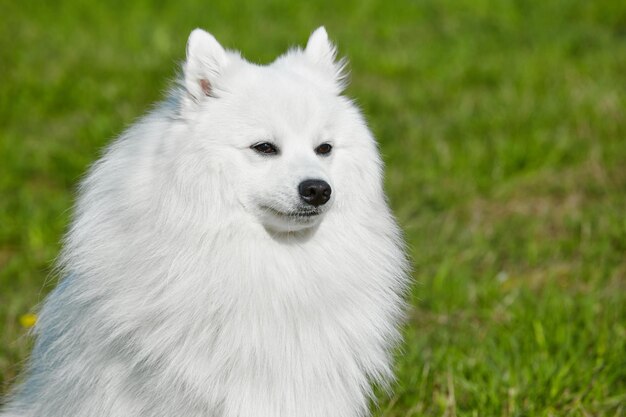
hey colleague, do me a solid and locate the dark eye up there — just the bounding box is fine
[315,143,332,156]
[251,142,279,155]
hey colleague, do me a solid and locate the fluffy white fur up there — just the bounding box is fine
[1,27,409,417]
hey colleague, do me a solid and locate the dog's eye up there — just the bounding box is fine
[315,143,332,156]
[252,142,279,155]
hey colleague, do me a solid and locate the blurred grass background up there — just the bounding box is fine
[1,0,625,415]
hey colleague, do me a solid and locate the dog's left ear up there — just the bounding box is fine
[184,29,228,100]
[304,27,348,92]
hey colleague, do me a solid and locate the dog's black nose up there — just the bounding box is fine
[298,180,332,207]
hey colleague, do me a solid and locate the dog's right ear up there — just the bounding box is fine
[184,29,228,100]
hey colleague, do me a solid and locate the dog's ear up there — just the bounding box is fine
[304,27,348,92]
[184,29,228,100]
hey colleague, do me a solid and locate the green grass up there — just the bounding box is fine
[1,0,625,415]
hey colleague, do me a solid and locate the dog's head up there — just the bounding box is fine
[179,28,382,233]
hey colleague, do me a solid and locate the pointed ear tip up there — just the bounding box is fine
[186,28,227,62]
[188,28,213,46]
[310,26,329,40]
[187,29,204,55]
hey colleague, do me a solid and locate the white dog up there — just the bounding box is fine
[1,27,409,417]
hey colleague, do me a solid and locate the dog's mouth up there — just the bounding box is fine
[261,206,321,219]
